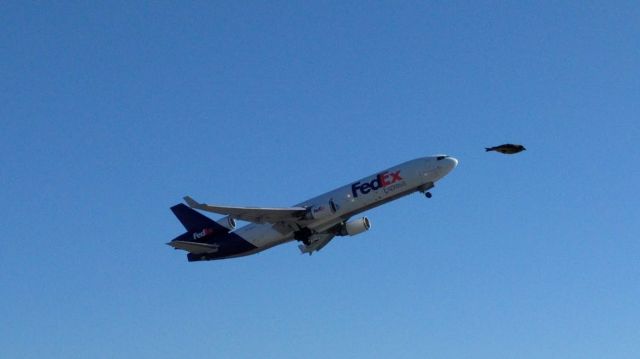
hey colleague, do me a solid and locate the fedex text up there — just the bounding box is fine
[193,228,214,240]
[351,170,403,198]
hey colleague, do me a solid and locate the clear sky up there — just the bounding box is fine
[2,1,639,358]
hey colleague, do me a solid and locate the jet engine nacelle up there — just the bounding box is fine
[305,200,338,220]
[216,216,236,230]
[339,217,371,236]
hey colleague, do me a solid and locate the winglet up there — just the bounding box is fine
[183,196,201,208]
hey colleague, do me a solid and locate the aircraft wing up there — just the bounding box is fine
[183,196,308,224]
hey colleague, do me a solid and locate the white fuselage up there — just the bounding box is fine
[231,155,458,254]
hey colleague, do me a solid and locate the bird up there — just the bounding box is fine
[485,144,526,154]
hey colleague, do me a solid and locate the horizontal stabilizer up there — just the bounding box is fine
[168,240,221,254]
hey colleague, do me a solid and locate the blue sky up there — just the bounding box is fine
[2,1,639,358]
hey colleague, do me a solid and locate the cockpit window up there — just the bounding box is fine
[437,156,447,161]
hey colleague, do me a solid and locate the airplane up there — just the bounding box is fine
[168,155,458,261]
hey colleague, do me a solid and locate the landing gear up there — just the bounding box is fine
[418,182,434,199]
[294,227,313,245]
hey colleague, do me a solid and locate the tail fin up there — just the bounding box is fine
[485,147,493,152]
[170,204,229,235]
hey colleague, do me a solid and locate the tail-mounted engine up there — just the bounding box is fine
[216,216,236,230]
[338,217,371,236]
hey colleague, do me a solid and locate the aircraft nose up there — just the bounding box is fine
[448,156,459,168]
[441,156,458,175]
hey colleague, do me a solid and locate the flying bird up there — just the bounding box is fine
[485,144,526,154]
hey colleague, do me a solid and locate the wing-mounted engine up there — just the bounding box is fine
[304,199,338,220]
[216,216,236,230]
[296,216,371,255]
[338,217,371,236]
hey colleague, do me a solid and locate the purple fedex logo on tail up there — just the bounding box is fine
[193,228,214,240]
[351,170,403,198]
